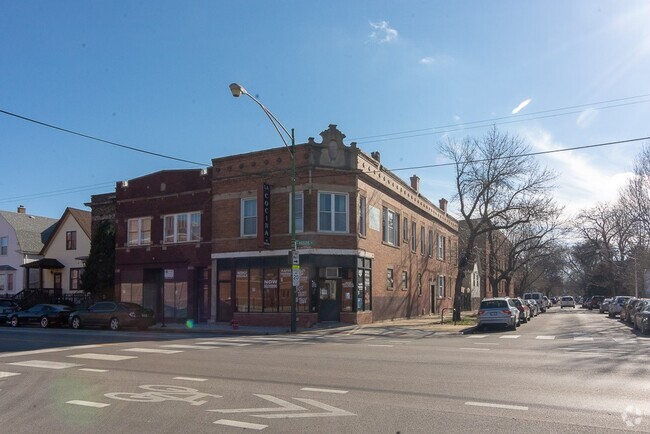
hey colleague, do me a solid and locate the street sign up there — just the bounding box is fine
[291,250,299,265]
[295,240,314,247]
[292,266,300,286]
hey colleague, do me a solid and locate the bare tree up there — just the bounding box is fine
[441,127,556,320]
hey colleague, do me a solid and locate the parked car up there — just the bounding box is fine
[512,298,530,323]
[560,296,575,308]
[635,304,650,335]
[581,296,592,308]
[632,300,650,331]
[69,301,155,331]
[523,292,547,313]
[609,296,632,318]
[588,295,605,310]
[8,304,74,328]
[477,297,520,331]
[599,298,612,314]
[0,298,21,323]
[620,298,639,323]
[526,300,540,317]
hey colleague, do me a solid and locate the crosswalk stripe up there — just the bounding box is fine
[0,371,21,378]
[536,336,556,340]
[161,344,216,350]
[9,360,81,370]
[122,348,183,354]
[499,335,520,339]
[573,337,594,341]
[68,353,137,361]
[466,335,487,339]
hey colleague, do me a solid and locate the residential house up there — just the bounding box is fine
[0,206,57,296]
[27,208,92,298]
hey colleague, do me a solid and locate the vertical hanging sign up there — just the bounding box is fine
[260,182,271,247]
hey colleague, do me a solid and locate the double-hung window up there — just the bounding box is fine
[402,217,408,242]
[289,192,304,233]
[127,217,152,246]
[0,236,7,255]
[359,196,367,236]
[420,226,425,255]
[318,192,348,233]
[411,221,417,251]
[438,234,446,260]
[428,230,434,257]
[241,198,257,237]
[438,275,446,298]
[66,231,77,250]
[382,207,399,246]
[164,212,201,243]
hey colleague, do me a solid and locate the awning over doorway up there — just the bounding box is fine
[21,258,65,269]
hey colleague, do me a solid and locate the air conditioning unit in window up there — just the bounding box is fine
[325,267,340,278]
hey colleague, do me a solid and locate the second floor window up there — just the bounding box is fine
[428,230,434,257]
[66,231,77,250]
[359,196,366,236]
[420,226,425,255]
[382,207,399,246]
[241,198,257,237]
[318,192,348,233]
[289,192,304,233]
[438,234,446,260]
[127,217,152,246]
[0,236,7,255]
[411,221,416,252]
[164,212,201,243]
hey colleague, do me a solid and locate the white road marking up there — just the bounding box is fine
[174,377,208,382]
[195,341,250,347]
[161,344,215,350]
[0,344,103,359]
[66,400,110,408]
[573,337,594,341]
[460,348,490,351]
[0,371,21,378]
[300,387,348,394]
[536,336,556,340]
[499,335,520,339]
[466,335,487,339]
[208,394,305,413]
[465,401,528,411]
[368,344,394,347]
[79,368,109,373]
[122,348,183,354]
[9,360,81,370]
[474,343,500,346]
[213,419,267,430]
[613,338,637,344]
[249,337,307,342]
[68,353,137,361]
[253,398,355,419]
[389,340,411,344]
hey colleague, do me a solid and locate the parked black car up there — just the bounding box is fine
[0,298,21,323]
[588,295,605,310]
[69,301,155,331]
[8,304,74,328]
[635,304,650,335]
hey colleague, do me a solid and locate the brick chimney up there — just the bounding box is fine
[17,205,26,214]
[371,151,381,163]
[439,198,448,214]
[410,175,420,193]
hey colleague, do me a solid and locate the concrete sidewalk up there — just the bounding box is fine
[147,312,477,336]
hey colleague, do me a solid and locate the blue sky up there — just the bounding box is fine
[2,0,649,220]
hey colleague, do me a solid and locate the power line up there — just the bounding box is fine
[0,109,210,167]
[351,94,650,144]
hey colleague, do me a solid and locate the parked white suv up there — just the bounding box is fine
[477,297,520,331]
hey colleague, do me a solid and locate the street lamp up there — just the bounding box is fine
[229,83,298,332]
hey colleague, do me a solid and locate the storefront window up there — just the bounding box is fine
[356,258,372,312]
[235,269,249,312]
[163,282,187,319]
[263,269,278,312]
[249,268,262,312]
[279,268,292,312]
[297,266,310,312]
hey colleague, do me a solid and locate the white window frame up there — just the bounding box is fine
[382,207,400,246]
[437,234,445,260]
[288,191,304,233]
[163,212,201,244]
[127,217,152,246]
[318,192,349,233]
[1,236,8,255]
[241,198,257,237]
[438,275,446,298]
[401,271,408,290]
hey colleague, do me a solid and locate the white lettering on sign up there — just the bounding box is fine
[264,279,278,289]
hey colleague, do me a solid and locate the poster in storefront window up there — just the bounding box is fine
[364,272,371,310]
[357,269,364,311]
[342,279,354,312]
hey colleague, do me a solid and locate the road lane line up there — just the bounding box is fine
[0,371,21,378]
[214,419,267,430]
[174,376,208,382]
[499,335,520,339]
[536,336,555,340]
[0,344,103,359]
[466,335,487,339]
[68,353,137,361]
[573,337,594,341]
[300,387,348,394]
[161,344,216,350]
[460,348,490,351]
[9,360,81,370]
[474,343,500,346]
[368,344,394,347]
[122,348,183,354]
[465,401,528,411]
[66,400,110,408]
[79,368,108,373]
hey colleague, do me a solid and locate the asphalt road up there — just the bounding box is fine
[0,306,648,433]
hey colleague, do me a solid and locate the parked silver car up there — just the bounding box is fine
[608,296,632,318]
[477,297,520,331]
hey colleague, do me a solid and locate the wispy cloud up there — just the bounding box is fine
[420,57,435,65]
[369,21,398,44]
[521,127,633,216]
[576,108,599,129]
[511,98,532,114]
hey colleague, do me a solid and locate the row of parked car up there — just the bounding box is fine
[594,295,650,334]
[477,295,550,331]
[0,299,155,331]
